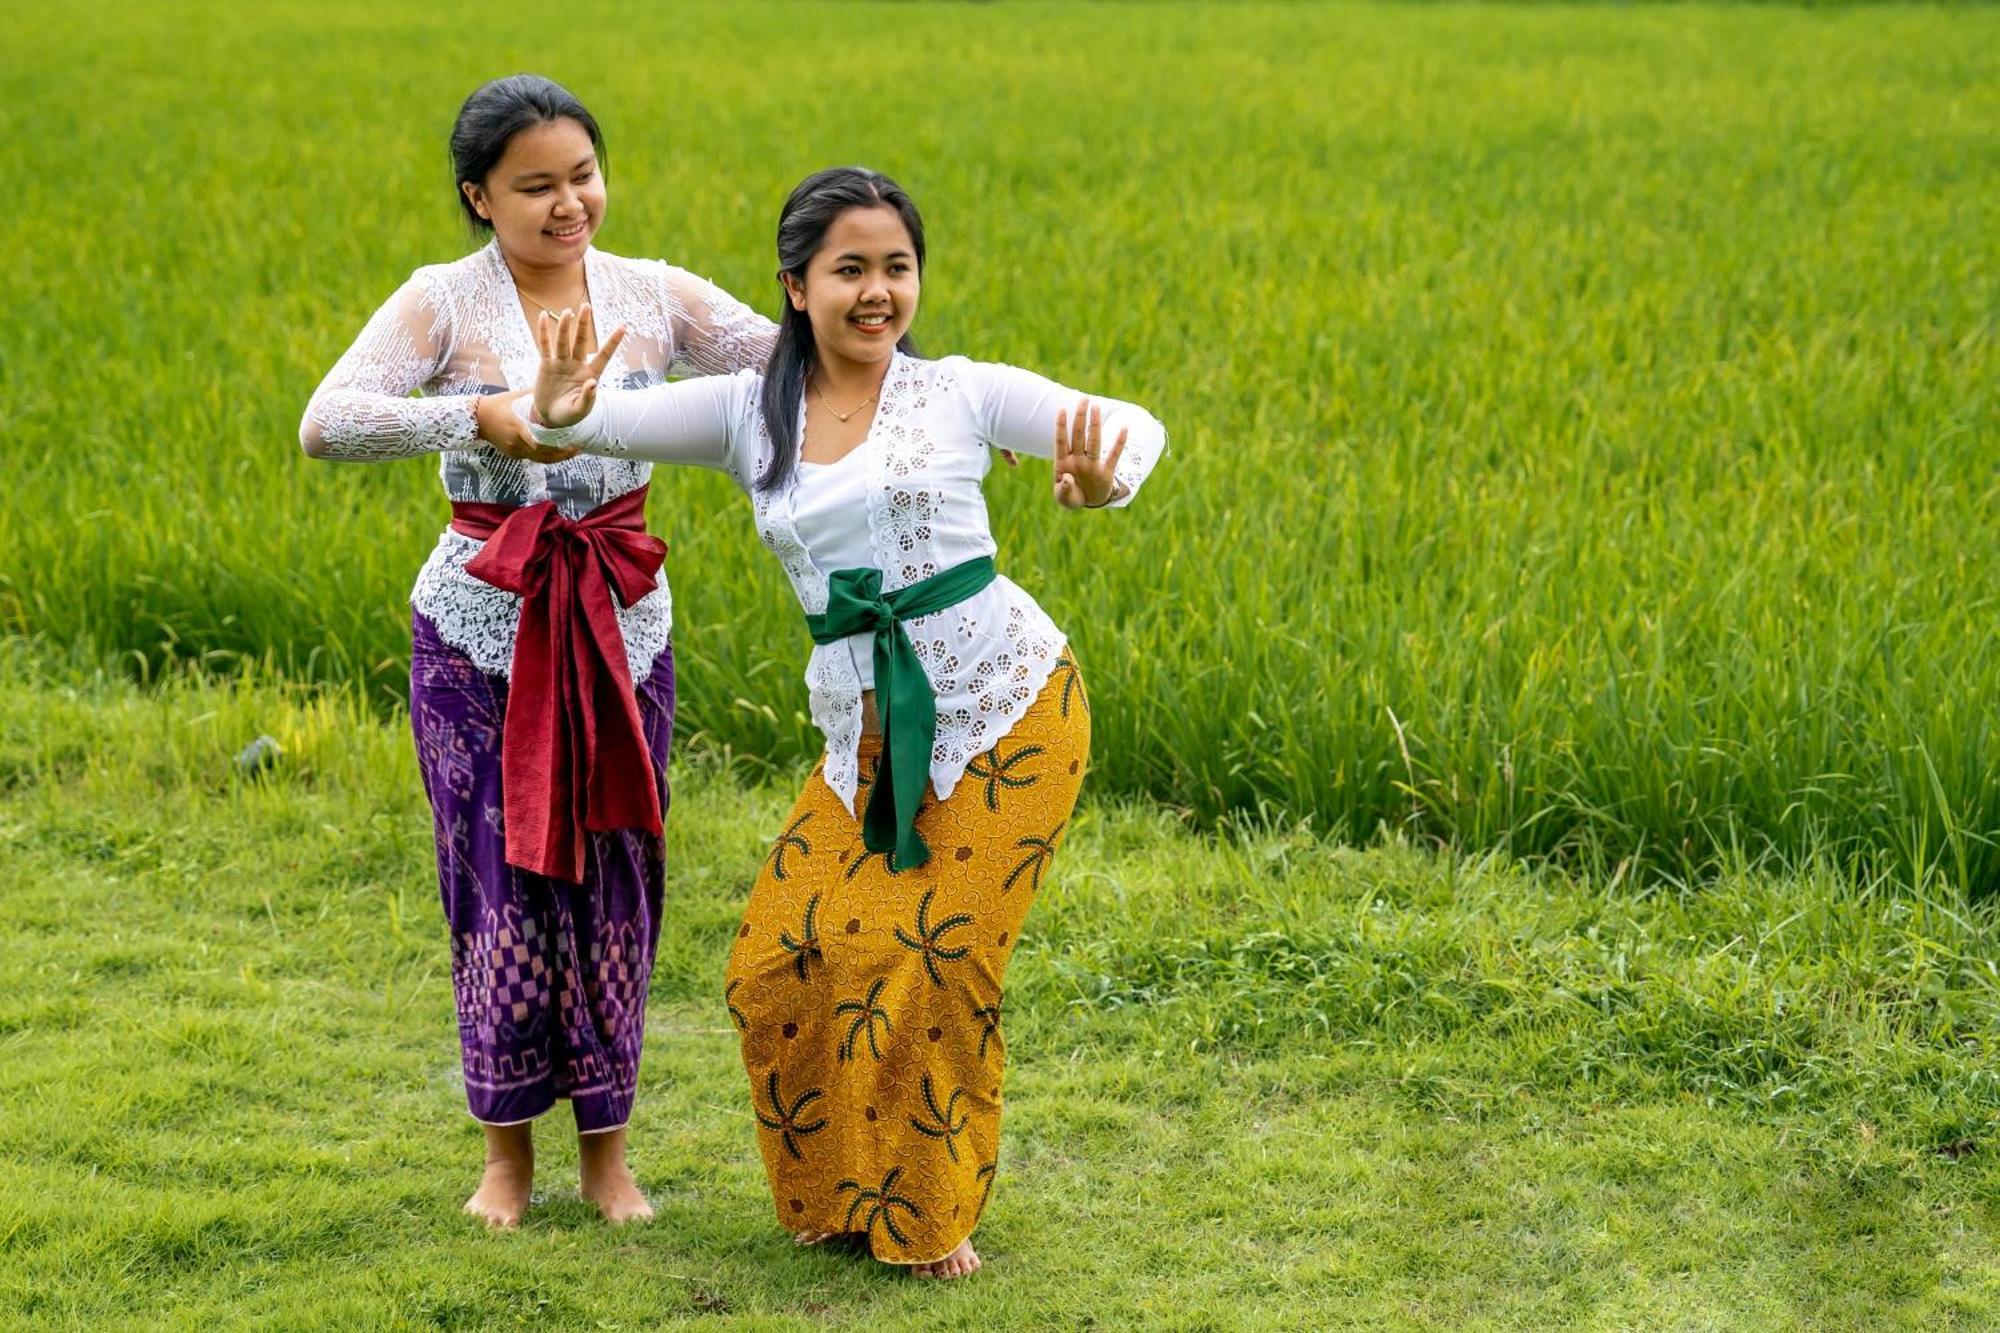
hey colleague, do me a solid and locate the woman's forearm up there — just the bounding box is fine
[522,374,741,470]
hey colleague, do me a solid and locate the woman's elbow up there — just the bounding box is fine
[298,415,333,460]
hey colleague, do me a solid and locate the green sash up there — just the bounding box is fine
[805,556,999,868]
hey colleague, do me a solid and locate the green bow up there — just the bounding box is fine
[805,556,998,869]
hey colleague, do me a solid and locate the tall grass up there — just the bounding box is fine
[5,2,1997,886]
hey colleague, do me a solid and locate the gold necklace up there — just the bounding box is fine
[514,268,589,318]
[813,382,880,423]
[520,287,587,318]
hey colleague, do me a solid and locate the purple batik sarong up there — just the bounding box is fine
[409,610,674,1133]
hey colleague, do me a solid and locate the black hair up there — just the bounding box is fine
[449,74,606,231]
[756,166,926,492]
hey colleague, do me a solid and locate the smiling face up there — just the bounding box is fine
[459,118,605,269]
[781,205,921,371]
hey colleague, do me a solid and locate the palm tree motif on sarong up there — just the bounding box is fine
[835,977,892,1061]
[909,1072,970,1162]
[755,1068,828,1161]
[725,978,748,1033]
[964,742,1046,813]
[972,998,1003,1061]
[1051,653,1087,717]
[837,1166,923,1247]
[1003,819,1067,895]
[844,845,901,880]
[768,813,813,881]
[895,886,974,987]
[779,892,823,982]
[976,1159,998,1212]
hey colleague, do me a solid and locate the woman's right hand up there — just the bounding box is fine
[475,388,578,464]
[535,304,627,429]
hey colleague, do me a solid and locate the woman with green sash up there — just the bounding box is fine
[522,166,1166,1278]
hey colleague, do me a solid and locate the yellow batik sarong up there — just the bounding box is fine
[724,652,1090,1264]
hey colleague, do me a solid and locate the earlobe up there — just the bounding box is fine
[462,182,489,220]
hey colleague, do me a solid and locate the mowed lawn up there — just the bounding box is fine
[3,653,1999,1328]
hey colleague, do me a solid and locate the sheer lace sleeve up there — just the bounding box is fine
[954,359,1166,508]
[299,272,480,462]
[663,268,778,377]
[525,370,753,477]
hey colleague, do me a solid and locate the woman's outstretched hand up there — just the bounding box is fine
[534,304,627,429]
[1052,398,1127,509]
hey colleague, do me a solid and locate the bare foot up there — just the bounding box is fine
[795,1230,865,1247]
[581,1167,653,1224]
[910,1238,982,1279]
[578,1127,654,1225]
[464,1123,534,1229]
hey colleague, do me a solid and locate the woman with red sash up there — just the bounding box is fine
[299,75,774,1227]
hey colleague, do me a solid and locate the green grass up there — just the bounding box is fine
[4,2,1996,887]
[5,647,2000,1329]
[10,7,2000,1325]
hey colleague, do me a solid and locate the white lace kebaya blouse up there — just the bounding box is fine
[523,351,1167,814]
[298,240,776,681]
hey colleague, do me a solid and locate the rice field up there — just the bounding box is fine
[6,0,1998,887]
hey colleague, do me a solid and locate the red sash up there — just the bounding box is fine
[452,485,666,883]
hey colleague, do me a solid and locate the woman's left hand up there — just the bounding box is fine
[1052,398,1127,509]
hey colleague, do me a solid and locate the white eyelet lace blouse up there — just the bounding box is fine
[298,240,776,681]
[524,351,1167,814]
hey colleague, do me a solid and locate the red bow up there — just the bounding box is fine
[454,485,667,883]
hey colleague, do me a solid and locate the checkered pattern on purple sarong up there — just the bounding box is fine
[410,610,674,1132]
